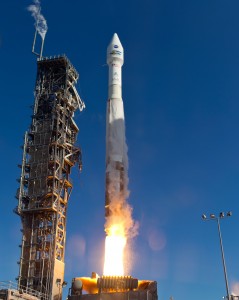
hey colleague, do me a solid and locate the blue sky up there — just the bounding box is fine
[1,0,239,299]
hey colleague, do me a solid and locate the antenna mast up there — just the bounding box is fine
[32,28,45,59]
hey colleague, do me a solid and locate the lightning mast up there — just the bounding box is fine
[15,29,85,300]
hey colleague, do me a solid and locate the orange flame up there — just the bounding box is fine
[103,224,126,276]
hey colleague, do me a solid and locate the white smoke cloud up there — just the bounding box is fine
[105,111,139,238]
[231,281,239,296]
[105,192,139,238]
[27,0,48,40]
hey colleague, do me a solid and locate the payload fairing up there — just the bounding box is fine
[105,33,128,217]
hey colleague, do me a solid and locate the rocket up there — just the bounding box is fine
[105,33,128,217]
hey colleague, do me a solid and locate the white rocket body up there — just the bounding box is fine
[105,33,128,217]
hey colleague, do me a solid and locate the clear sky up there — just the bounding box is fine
[1,0,239,299]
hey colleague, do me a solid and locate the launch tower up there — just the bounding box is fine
[15,55,85,300]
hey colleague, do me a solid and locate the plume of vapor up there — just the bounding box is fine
[105,190,139,238]
[231,281,239,296]
[27,0,48,40]
[105,113,139,238]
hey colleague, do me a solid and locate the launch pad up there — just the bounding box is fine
[68,275,157,300]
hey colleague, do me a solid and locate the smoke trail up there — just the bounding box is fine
[27,0,48,40]
[104,114,139,275]
[105,176,139,239]
[105,112,139,239]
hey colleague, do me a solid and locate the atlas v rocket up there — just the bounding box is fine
[105,33,128,217]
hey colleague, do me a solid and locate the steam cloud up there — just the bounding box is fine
[27,0,48,40]
[105,168,139,238]
[231,281,239,296]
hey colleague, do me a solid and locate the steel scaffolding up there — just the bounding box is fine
[15,55,85,300]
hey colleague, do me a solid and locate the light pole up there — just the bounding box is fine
[202,211,232,300]
[56,279,67,300]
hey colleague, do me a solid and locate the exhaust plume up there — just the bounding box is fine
[27,0,48,40]
[104,141,139,239]
[104,121,139,275]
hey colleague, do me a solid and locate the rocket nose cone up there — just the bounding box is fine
[109,33,123,49]
[107,33,124,65]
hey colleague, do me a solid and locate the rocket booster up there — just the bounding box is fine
[105,33,127,217]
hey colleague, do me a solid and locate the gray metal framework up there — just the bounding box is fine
[15,55,85,300]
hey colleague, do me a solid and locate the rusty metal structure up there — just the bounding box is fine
[15,55,85,300]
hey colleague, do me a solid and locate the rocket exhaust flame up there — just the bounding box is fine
[103,233,126,276]
[103,34,138,276]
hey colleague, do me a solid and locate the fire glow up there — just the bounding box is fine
[103,224,126,276]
